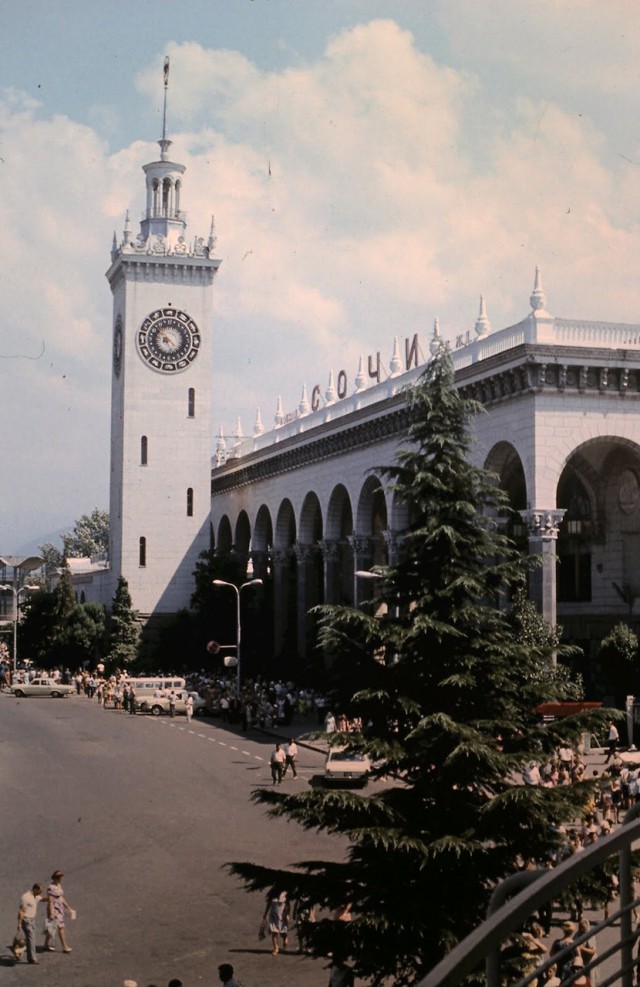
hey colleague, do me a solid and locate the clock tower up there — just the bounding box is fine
[106,64,220,617]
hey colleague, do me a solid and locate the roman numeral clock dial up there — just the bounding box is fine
[136,307,200,373]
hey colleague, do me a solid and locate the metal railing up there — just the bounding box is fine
[419,805,640,987]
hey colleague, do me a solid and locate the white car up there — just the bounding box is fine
[138,690,207,717]
[324,747,371,787]
[11,677,76,698]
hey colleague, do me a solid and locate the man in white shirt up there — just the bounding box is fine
[283,739,298,778]
[270,743,286,784]
[14,883,43,964]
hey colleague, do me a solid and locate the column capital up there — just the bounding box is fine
[293,541,320,564]
[320,539,341,563]
[519,508,566,539]
[348,534,373,558]
[272,548,293,566]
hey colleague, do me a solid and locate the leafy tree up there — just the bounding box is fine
[37,542,64,575]
[105,576,139,670]
[18,590,59,666]
[62,508,109,558]
[507,586,585,701]
[597,622,640,706]
[229,345,609,985]
[54,601,106,669]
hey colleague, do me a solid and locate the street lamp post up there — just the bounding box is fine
[354,568,382,607]
[212,577,263,698]
[0,583,39,682]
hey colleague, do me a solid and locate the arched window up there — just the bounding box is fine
[187,488,194,517]
[188,388,195,418]
[139,536,147,567]
[141,435,148,465]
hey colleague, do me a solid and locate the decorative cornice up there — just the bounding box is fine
[211,406,411,495]
[212,343,640,496]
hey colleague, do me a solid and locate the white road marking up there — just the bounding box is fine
[229,745,238,751]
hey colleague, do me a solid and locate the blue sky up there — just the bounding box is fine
[1,1,640,550]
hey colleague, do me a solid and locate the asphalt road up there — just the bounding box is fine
[0,693,343,987]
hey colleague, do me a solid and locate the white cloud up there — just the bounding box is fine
[2,11,640,548]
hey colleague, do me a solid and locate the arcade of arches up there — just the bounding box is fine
[213,434,640,664]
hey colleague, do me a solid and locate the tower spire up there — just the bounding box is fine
[160,56,171,161]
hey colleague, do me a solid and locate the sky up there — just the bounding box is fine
[2,0,640,552]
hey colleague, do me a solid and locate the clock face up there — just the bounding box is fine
[113,314,123,378]
[136,308,201,373]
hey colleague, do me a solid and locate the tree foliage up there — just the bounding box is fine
[105,576,139,669]
[62,508,109,558]
[229,345,608,985]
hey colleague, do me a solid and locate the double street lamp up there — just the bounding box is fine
[0,580,40,682]
[212,577,263,698]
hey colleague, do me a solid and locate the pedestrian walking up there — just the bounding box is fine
[168,691,177,717]
[185,694,194,722]
[13,882,43,964]
[283,739,298,778]
[605,721,620,763]
[262,888,289,955]
[218,963,241,986]
[44,869,75,953]
[270,743,285,785]
[129,686,137,714]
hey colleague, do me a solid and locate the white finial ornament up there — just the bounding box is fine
[475,294,491,338]
[215,424,227,466]
[274,395,284,427]
[123,210,131,244]
[430,317,441,356]
[355,355,367,392]
[253,408,263,436]
[530,266,548,313]
[390,337,402,375]
[208,215,217,252]
[299,384,310,415]
[234,416,243,440]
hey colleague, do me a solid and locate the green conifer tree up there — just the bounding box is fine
[230,345,609,985]
[106,576,139,670]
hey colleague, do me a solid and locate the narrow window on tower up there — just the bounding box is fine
[139,536,147,567]
[141,435,148,465]
[188,388,195,418]
[187,488,194,517]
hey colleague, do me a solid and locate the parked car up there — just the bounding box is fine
[138,690,207,717]
[11,678,76,698]
[324,747,371,787]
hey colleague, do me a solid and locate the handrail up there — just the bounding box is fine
[418,814,640,987]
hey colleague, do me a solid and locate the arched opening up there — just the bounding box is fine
[139,536,147,567]
[141,435,148,466]
[186,488,194,517]
[188,388,195,418]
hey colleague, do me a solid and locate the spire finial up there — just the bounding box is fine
[159,56,171,161]
[430,317,441,356]
[530,266,548,313]
[475,294,491,338]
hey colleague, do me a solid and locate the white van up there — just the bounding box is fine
[125,676,187,700]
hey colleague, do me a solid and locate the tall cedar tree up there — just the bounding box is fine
[106,576,139,668]
[229,345,611,985]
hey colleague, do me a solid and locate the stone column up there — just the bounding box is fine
[349,535,374,605]
[250,550,269,582]
[383,529,404,567]
[519,508,566,630]
[294,542,322,659]
[272,549,294,657]
[320,539,341,604]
